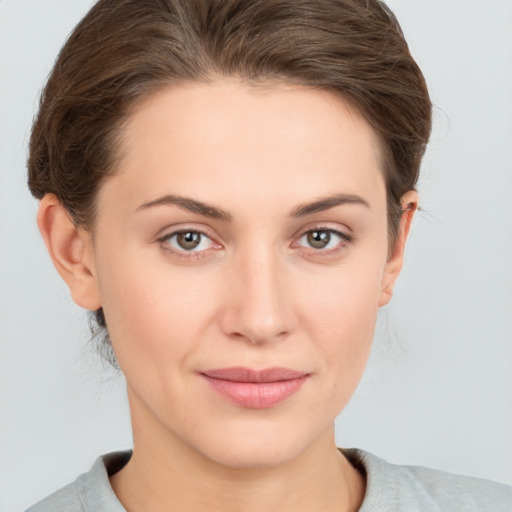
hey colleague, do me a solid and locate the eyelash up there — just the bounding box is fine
[157,226,353,260]
[157,229,219,261]
[293,226,353,257]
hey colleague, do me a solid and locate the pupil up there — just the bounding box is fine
[177,232,201,250]
[308,230,330,249]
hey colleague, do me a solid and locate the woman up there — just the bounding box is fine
[24,0,512,510]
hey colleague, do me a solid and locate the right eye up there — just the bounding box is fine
[158,229,219,257]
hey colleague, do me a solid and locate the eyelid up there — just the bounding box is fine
[156,225,223,259]
[291,224,353,255]
[292,222,353,242]
[155,223,353,261]
[155,222,218,240]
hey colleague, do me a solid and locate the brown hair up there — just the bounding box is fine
[28,0,432,367]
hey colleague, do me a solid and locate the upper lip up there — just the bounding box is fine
[201,367,309,383]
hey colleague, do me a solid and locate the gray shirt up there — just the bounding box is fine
[26,449,512,511]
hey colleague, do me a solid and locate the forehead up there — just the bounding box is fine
[104,80,386,215]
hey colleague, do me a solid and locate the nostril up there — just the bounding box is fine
[230,327,290,345]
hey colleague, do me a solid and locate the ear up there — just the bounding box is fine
[378,190,418,307]
[37,194,101,310]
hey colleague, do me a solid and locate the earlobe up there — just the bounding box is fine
[378,190,418,307]
[37,194,101,311]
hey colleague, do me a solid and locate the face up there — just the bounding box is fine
[74,81,409,468]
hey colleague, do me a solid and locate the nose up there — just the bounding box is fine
[219,247,297,345]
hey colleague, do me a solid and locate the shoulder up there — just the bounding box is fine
[343,448,512,512]
[25,451,131,512]
[25,475,86,512]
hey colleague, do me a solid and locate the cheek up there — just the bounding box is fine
[296,260,384,397]
[94,243,219,368]
[319,284,377,374]
[299,254,384,339]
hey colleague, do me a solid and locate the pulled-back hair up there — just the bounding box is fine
[28,0,432,367]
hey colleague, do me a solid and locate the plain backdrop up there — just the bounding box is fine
[1,0,511,510]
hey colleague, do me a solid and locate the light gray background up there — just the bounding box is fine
[1,0,511,510]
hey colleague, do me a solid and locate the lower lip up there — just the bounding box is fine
[201,375,308,409]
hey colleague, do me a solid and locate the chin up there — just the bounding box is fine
[204,441,304,470]
[187,418,328,470]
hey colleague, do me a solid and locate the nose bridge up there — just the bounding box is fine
[221,241,295,344]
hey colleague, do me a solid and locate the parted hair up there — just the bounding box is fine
[28,0,432,367]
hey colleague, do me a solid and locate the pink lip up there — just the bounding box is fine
[200,367,309,409]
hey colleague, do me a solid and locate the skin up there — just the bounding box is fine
[38,81,417,512]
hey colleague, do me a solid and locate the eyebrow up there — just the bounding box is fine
[136,195,232,220]
[135,192,369,220]
[290,193,370,217]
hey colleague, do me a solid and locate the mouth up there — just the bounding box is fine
[200,367,310,409]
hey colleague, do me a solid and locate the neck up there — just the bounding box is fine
[110,389,365,512]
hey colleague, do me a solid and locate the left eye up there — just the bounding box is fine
[297,229,349,250]
[161,230,215,252]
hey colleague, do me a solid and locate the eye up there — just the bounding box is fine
[296,227,352,252]
[158,229,218,255]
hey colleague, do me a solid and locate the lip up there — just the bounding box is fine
[200,367,309,409]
